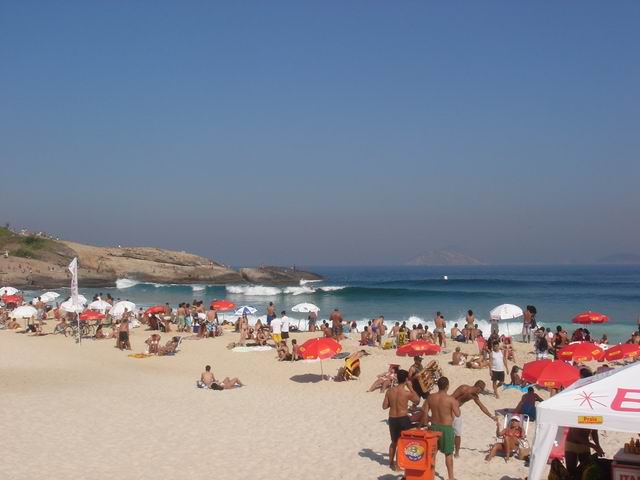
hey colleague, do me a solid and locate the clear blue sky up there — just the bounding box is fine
[1,1,639,265]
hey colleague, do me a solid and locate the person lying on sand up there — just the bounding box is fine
[368,364,398,393]
[157,336,180,355]
[465,355,489,369]
[334,350,368,381]
[485,416,524,463]
[6,317,21,330]
[53,317,67,334]
[198,365,245,390]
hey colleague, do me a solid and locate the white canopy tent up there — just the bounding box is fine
[529,362,640,479]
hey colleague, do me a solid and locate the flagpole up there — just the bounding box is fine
[68,258,81,345]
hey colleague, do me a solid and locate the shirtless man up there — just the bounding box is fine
[407,356,423,382]
[451,380,497,457]
[434,312,447,347]
[451,347,466,366]
[382,369,419,471]
[330,309,343,339]
[266,302,275,327]
[118,310,132,350]
[200,364,244,390]
[422,377,460,480]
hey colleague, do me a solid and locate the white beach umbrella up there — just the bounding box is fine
[75,294,88,305]
[88,299,112,312]
[234,305,257,316]
[39,292,60,303]
[490,303,523,337]
[111,301,137,318]
[10,305,38,318]
[0,286,19,296]
[291,303,320,313]
[490,304,524,320]
[60,300,84,313]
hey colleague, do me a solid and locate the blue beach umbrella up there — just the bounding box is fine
[234,306,257,316]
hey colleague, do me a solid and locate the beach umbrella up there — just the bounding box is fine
[291,303,320,313]
[557,342,604,362]
[144,305,166,315]
[2,294,23,304]
[211,300,235,311]
[39,292,60,303]
[396,340,441,357]
[490,304,523,320]
[88,299,112,312]
[234,306,257,316]
[572,311,609,324]
[79,310,105,321]
[0,286,18,296]
[60,300,84,313]
[522,359,580,389]
[10,305,38,318]
[111,301,137,318]
[603,344,640,362]
[75,294,88,305]
[298,337,342,380]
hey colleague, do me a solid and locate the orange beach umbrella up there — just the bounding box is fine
[603,344,640,362]
[557,342,604,362]
[522,359,580,389]
[572,311,609,324]
[211,300,235,311]
[298,337,342,380]
[396,340,441,357]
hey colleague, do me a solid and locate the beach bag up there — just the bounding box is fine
[518,438,530,460]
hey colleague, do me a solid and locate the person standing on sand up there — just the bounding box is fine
[451,380,497,458]
[270,313,282,345]
[307,310,317,332]
[266,302,275,327]
[118,310,131,351]
[422,377,460,480]
[383,369,419,471]
[330,309,343,339]
[281,311,290,340]
[489,342,507,399]
[434,312,447,348]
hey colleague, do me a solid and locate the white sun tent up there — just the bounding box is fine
[529,362,640,479]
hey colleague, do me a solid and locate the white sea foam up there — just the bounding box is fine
[191,285,206,292]
[226,285,282,296]
[115,278,140,289]
[318,286,346,292]
[282,286,316,295]
[300,279,322,285]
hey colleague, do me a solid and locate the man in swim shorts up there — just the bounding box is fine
[383,369,419,471]
[434,312,447,348]
[451,380,496,457]
[422,376,459,480]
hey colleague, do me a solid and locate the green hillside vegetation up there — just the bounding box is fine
[0,227,73,263]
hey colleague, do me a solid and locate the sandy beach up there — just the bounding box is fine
[0,324,629,480]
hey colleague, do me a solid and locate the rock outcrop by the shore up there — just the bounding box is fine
[0,228,321,288]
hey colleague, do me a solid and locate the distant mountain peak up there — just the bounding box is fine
[406,249,485,266]
[596,253,640,265]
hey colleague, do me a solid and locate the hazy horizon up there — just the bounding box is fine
[2,1,639,266]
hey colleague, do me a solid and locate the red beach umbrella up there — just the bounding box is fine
[298,337,343,380]
[396,340,441,357]
[211,300,235,311]
[2,294,23,304]
[557,342,604,362]
[80,310,106,321]
[604,344,640,362]
[522,359,580,389]
[298,337,342,360]
[144,305,166,315]
[572,311,609,324]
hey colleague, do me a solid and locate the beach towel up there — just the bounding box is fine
[128,353,153,359]
[231,346,273,353]
[332,352,350,359]
[502,384,531,392]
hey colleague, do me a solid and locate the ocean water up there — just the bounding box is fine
[25,266,640,342]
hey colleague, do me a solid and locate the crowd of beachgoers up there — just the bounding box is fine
[1,289,640,480]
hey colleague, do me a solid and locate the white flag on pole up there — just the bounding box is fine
[69,258,80,307]
[68,258,81,343]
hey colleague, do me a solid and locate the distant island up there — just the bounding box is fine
[406,248,485,266]
[0,227,321,288]
[596,253,640,265]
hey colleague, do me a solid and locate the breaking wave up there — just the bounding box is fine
[116,278,141,289]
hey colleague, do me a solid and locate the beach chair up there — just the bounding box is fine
[495,412,530,458]
[158,336,183,356]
